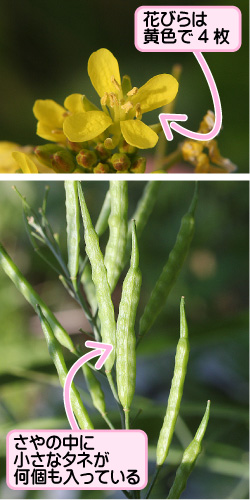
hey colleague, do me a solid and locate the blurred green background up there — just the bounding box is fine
[0,180,248,499]
[0,0,248,172]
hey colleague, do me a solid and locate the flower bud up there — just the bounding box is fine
[130,157,146,173]
[76,149,97,170]
[66,139,86,152]
[118,139,137,155]
[95,143,112,161]
[93,162,110,173]
[51,150,76,173]
[34,144,64,168]
[110,153,131,172]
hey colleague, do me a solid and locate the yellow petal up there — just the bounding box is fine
[88,48,121,97]
[33,100,65,127]
[64,94,98,113]
[64,94,84,113]
[131,74,179,113]
[120,120,158,149]
[63,111,112,142]
[12,152,38,173]
[0,142,20,172]
[37,122,66,143]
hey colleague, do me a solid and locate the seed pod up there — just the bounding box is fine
[139,184,198,340]
[104,181,128,293]
[156,297,189,466]
[81,189,111,313]
[65,181,80,287]
[83,364,106,416]
[0,243,77,355]
[77,182,116,371]
[167,401,210,499]
[123,181,161,267]
[36,305,93,430]
[116,221,141,411]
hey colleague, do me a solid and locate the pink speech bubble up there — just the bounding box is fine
[7,429,148,490]
[135,6,241,52]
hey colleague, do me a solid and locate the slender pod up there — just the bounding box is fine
[65,181,80,288]
[116,220,142,419]
[77,182,116,371]
[95,188,111,237]
[139,184,198,341]
[123,181,161,267]
[37,305,94,430]
[104,181,128,293]
[0,243,77,355]
[156,297,189,466]
[81,188,111,312]
[167,401,210,499]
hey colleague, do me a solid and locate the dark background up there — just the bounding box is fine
[0,0,248,171]
[0,180,248,498]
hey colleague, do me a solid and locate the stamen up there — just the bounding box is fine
[101,92,109,106]
[121,101,133,113]
[109,93,119,108]
[111,75,121,91]
[127,87,138,96]
[135,103,142,119]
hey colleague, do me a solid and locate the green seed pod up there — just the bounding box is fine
[110,153,131,172]
[130,157,146,173]
[95,189,111,237]
[76,149,97,170]
[123,181,161,267]
[77,182,116,372]
[116,221,141,412]
[36,305,93,430]
[139,185,198,340]
[167,401,210,499]
[65,181,80,287]
[0,243,77,355]
[81,189,111,313]
[156,297,189,466]
[104,181,128,293]
[83,364,106,416]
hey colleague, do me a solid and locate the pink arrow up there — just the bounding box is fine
[63,340,113,430]
[159,52,222,142]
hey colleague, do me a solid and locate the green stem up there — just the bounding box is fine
[125,410,130,430]
[101,413,115,430]
[159,148,183,173]
[145,465,162,499]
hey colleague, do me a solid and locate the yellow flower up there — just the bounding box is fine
[63,48,179,149]
[182,111,237,173]
[33,94,97,144]
[0,142,51,173]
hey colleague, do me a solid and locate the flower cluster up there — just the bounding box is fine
[181,111,237,173]
[2,48,178,174]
